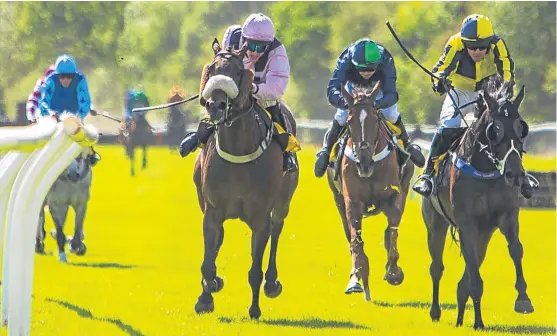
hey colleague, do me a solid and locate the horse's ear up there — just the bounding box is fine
[483,89,498,113]
[238,42,249,59]
[513,85,525,109]
[370,80,382,100]
[341,84,355,108]
[212,38,221,55]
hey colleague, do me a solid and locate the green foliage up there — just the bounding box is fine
[1,2,555,123]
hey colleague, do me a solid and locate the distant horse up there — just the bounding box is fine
[422,76,534,329]
[326,81,414,301]
[36,149,93,263]
[192,39,299,319]
[166,86,188,151]
[118,107,154,177]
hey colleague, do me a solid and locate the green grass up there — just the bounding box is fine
[4,146,555,336]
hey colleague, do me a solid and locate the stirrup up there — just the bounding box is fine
[412,174,433,190]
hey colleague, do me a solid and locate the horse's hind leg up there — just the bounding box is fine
[35,205,47,254]
[499,209,534,314]
[423,199,450,322]
[142,145,147,170]
[247,214,271,319]
[195,207,225,315]
[127,145,135,176]
[49,204,69,262]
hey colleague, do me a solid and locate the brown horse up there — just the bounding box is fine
[192,39,299,319]
[326,81,414,301]
[166,85,189,150]
[118,110,154,176]
[422,76,534,329]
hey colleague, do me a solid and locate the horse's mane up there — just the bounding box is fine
[461,75,512,158]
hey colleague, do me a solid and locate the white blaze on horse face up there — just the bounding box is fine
[360,109,368,141]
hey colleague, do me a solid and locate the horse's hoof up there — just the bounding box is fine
[363,287,371,302]
[70,242,87,256]
[430,305,441,322]
[59,252,67,263]
[202,277,224,293]
[385,268,404,286]
[194,300,214,314]
[264,280,283,298]
[249,306,261,320]
[473,321,485,330]
[35,241,45,254]
[515,299,534,314]
[344,281,364,294]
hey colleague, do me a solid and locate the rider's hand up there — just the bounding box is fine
[89,109,98,116]
[251,83,259,94]
[433,76,451,95]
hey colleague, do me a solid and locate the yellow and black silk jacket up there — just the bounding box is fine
[432,33,514,92]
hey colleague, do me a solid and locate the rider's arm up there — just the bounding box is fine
[76,75,92,120]
[376,54,399,109]
[432,34,462,80]
[492,36,515,83]
[26,78,42,122]
[326,48,351,110]
[39,77,56,117]
[252,45,290,102]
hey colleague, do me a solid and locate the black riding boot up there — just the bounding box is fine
[179,119,215,158]
[268,104,298,173]
[412,129,453,197]
[314,120,343,178]
[88,147,101,166]
[394,116,425,168]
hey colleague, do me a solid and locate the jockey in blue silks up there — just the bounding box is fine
[39,54,100,165]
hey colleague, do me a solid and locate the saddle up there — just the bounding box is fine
[328,119,410,179]
[253,102,301,153]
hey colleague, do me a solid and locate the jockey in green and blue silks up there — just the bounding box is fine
[40,54,92,121]
[124,89,150,121]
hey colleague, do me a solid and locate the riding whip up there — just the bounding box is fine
[132,94,200,113]
[385,21,470,127]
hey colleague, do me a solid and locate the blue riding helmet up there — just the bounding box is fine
[55,54,78,75]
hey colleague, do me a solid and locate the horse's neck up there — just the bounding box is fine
[458,119,494,171]
[216,106,261,156]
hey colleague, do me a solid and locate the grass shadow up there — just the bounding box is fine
[68,262,137,269]
[485,324,556,335]
[46,298,145,336]
[217,316,370,330]
[373,300,472,311]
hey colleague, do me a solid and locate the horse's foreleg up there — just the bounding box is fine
[70,200,89,256]
[454,216,484,329]
[35,205,47,254]
[247,214,271,319]
[499,209,534,314]
[195,207,224,315]
[142,145,147,169]
[346,200,370,301]
[264,215,284,299]
[49,204,70,262]
[423,200,450,322]
[382,196,405,286]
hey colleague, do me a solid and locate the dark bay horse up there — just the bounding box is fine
[422,76,534,329]
[118,107,154,177]
[192,39,299,319]
[36,150,92,262]
[166,86,188,151]
[326,81,414,301]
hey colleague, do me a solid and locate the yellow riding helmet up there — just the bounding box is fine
[460,14,494,48]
